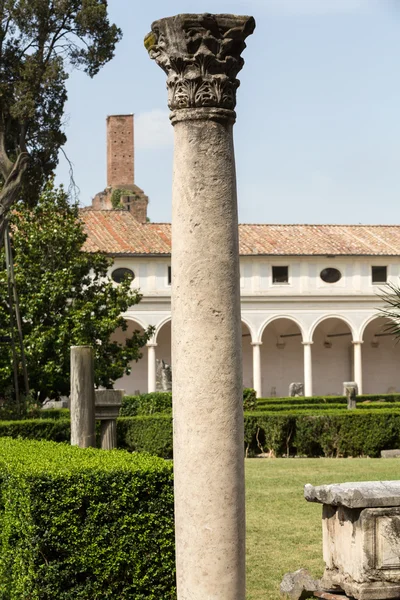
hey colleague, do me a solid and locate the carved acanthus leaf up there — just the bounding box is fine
[145,13,255,112]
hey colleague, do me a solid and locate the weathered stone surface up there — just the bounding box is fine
[280,569,321,599]
[309,493,400,599]
[70,346,96,448]
[94,389,123,420]
[305,481,400,508]
[145,12,255,600]
[145,13,255,113]
[381,449,400,458]
[289,382,304,397]
[156,359,172,391]
[343,381,357,410]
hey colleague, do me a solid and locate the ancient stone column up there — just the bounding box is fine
[303,342,313,397]
[70,346,96,448]
[147,342,157,393]
[252,342,262,398]
[352,341,363,395]
[145,14,255,600]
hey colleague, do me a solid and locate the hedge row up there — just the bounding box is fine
[0,438,175,599]
[120,388,257,416]
[118,410,400,459]
[2,409,400,459]
[256,393,400,406]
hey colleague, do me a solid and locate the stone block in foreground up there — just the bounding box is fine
[305,481,400,599]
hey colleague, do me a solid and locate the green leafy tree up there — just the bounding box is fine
[0,0,122,244]
[0,183,152,402]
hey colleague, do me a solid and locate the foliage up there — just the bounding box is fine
[0,437,175,599]
[0,183,153,402]
[111,188,136,209]
[117,415,174,459]
[256,393,400,407]
[0,416,70,441]
[0,0,122,241]
[120,392,173,416]
[120,389,258,417]
[243,387,257,410]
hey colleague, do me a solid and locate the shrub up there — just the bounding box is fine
[0,418,70,442]
[117,416,173,459]
[120,392,172,416]
[0,438,175,599]
[243,388,257,411]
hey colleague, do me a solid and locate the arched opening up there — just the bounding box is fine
[242,321,253,389]
[111,319,148,395]
[362,317,400,394]
[261,318,303,397]
[311,317,353,396]
[155,320,172,388]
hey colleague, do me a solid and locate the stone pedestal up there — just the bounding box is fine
[305,481,400,600]
[94,389,123,450]
[145,13,255,600]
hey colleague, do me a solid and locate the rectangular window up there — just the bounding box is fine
[167,266,172,285]
[372,266,387,284]
[272,266,289,284]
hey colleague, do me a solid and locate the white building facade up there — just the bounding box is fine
[81,210,400,398]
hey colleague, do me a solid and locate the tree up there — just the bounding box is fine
[380,283,400,338]
[0,0,121,243]
[0,182,153,402]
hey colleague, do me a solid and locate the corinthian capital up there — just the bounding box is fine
[144,13,255,113]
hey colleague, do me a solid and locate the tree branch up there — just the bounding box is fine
[0,151,30,245]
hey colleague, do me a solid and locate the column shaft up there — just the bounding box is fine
[353,342,363,395]
[70,346,96,448]
[100,419,117,450]
[147,343,157,393]
[303,342,313,397]
[252,342,262,398]
[172,117,245,600]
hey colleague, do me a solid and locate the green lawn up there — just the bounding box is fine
[245,458,400,599]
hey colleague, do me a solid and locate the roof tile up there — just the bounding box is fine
[80,210,400,256]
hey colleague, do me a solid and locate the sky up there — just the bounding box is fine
[55,0,400,225]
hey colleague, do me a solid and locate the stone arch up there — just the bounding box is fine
[260,317,304,397]
[359,314,384,341]
[311,317,354,396]
[155,319,172,373]
[154,316,172,342]
[309,314,356,343]
[362,316,400,394]
[258,315,306,344]
[111,318,148,395]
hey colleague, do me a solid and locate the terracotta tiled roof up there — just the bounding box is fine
[80,210,400,256]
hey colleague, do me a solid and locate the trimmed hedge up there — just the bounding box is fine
[116,410,400,459]
[117,416,173,459]
[120,392,173,416]
[256,393,400,407]
[120,388,258,416]
[1,407,400,459]
[0,438,175,599]
[0,418,70,442]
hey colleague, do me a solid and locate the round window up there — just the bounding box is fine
[111,268,135,284]
[320,268,342,284]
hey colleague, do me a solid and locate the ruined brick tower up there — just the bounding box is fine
[107,114,134,187]
[92,114,149,223]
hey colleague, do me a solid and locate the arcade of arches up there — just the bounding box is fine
[113,317,400,397]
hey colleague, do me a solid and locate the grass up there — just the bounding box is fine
[245,458,400,599]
